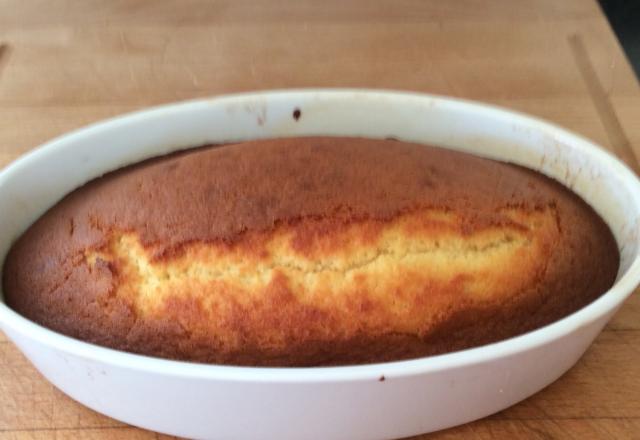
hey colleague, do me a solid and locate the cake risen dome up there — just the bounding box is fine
[2,137,619,366]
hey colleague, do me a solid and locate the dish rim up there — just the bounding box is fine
[0,88,638,383]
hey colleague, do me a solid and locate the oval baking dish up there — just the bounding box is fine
[1,90,639,439]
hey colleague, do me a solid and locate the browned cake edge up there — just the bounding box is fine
[1,137,620,366]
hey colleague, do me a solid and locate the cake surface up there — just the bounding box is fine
[2,137,619,366]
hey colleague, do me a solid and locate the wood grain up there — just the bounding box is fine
[0,0,638,439]
[568,33,640,173]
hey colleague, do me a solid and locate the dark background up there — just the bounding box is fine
[600,0,640,77]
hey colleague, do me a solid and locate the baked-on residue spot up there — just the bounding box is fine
[293,108,301,121]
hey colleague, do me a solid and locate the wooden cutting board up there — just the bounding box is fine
[0,1,639,438]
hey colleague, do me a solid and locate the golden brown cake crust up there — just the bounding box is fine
[2,137,620,366]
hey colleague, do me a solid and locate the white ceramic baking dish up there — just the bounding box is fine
[1,90,639,440]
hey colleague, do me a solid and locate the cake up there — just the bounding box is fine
[2,137,620,366]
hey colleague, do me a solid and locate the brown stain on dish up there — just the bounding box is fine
[292,108,301,121]
[1,137,620,366]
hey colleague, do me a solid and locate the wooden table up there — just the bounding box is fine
[1,1,639,438]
